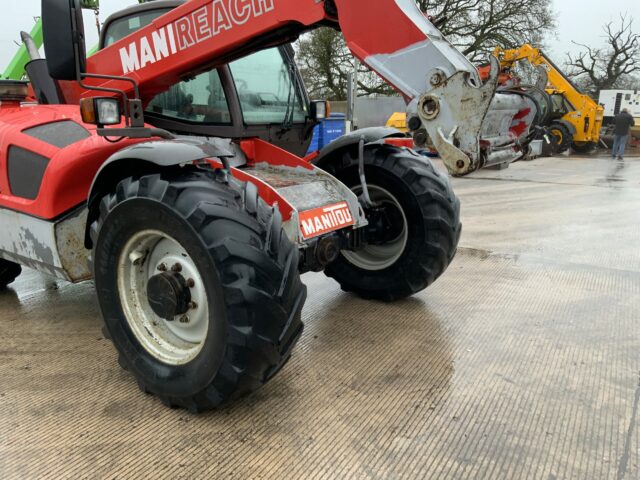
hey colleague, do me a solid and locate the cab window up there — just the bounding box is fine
[102,10,232,125]
[146,70,232,124]
[229,48,307,125]
[551,94,573,115]
[102,10,172,47]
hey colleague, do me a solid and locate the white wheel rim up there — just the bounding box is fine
[342,185,408,271]
[117,230,209,365]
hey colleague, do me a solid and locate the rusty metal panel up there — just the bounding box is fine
[54,208,92,282]
[0,207,91,282]
[0,208,65,279]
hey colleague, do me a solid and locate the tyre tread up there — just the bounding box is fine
[322,145,461,302]
[92,169,305,411]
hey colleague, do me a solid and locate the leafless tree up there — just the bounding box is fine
[416,0,554,62]
[297,28,395,100]
[566,15,640,95]
[297,0,555,99]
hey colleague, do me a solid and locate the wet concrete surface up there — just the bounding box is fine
[0,154,639,479]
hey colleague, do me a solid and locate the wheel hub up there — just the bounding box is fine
[147,271,191,321]
[365,203,405,245]
[342,184,408,271]
[118,231,210,365]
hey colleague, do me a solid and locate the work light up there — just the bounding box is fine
[80,97,122,126]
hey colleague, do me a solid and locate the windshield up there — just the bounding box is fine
[229,48,307,125]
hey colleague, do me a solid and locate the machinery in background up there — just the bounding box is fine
[1,1,154,81]
[599,90,640,142]
[485,44,604,154]
[386,112,408,133]
[1,21,43,81]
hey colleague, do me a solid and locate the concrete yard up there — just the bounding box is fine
[0,153,638,479]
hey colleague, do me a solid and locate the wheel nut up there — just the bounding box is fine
[179,315,190,324]
[188,301,198,310]
[186,278,195,288]
[157,263,167,272]
[171,263,182,273]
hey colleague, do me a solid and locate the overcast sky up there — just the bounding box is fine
[0,0,637,71]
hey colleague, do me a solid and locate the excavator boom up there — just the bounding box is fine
[53,0,536,176]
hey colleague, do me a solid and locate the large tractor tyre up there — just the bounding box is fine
[549,123,573,154]
[571,141,596,154]
[0,259,21,289]
[321,146,461,302]
[91,171,306,412]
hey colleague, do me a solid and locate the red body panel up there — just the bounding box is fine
[206,139,307,222]
[60,0,436,106]
[0,103,146,219]
[332,0,427,59]
[65,0,328,105]
[0,104,315,223]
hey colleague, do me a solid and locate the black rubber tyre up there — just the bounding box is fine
[319,145,461,302]
[91,170,306,412]
[571,141,596,154]
[549,123,572,153]
[0,259,21,289]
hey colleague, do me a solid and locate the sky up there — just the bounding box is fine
[0,0,638,71]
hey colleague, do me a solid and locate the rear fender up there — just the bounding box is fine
[312,127,407,170]
[87,137,367,249]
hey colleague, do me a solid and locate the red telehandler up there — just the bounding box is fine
[0,0,537,411]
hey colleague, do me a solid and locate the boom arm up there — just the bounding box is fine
[494,45,585,107]
[493,44,604,144]
[59,0,530,175]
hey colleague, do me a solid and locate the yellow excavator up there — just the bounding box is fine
[490,44,604,154]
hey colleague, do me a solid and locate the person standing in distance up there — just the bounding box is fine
[612,108,635,160]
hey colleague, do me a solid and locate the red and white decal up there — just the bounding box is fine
[119,0,275,74]
[299,202,354,240]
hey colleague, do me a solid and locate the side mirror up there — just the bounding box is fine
[310,100,331,121]
[42,0,87,80]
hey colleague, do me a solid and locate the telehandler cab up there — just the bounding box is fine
[0,0,537,411]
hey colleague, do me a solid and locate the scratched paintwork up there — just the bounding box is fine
[0,207,90,282]
[244,162,367,236]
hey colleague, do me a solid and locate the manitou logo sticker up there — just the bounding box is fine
[119,0,275,74]
[299,202,355,240]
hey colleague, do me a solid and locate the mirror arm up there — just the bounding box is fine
[70,1,143,129]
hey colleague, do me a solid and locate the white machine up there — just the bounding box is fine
[598,90,640,118]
